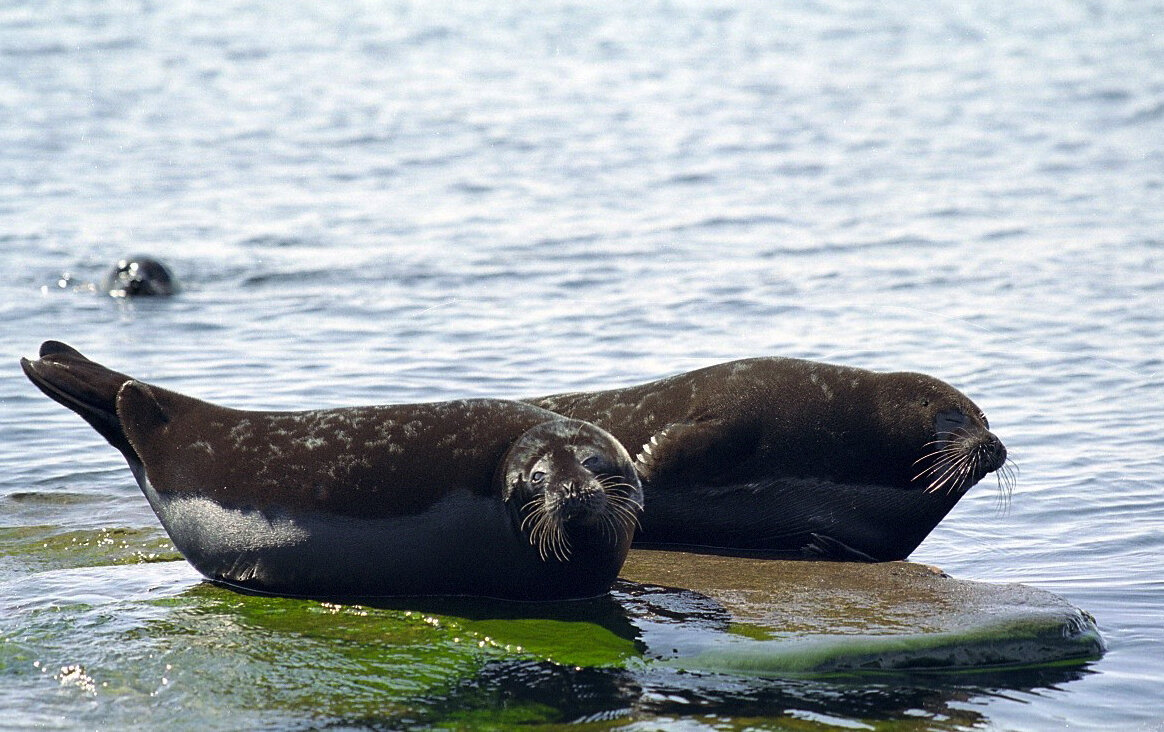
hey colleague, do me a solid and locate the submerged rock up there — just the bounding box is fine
[617,550,1104,675]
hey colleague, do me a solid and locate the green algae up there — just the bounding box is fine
[0,525,181,577]
[0,546,1106,730]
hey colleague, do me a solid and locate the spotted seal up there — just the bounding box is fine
[22,341,642,600]
[528,358,1010,561]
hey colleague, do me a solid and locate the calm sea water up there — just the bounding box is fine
[2,1,1162,729]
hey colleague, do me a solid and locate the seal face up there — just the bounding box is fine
[528,358,1010,561]
[21,341,642,601]
[501,420,644,564]
[101,256,178,297]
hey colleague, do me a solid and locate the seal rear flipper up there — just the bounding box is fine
[116,380,187,468]
[20,341,138,459]
[634,417,762,486]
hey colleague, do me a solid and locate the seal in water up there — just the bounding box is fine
[21,341,643,601]
[101,256,178,297]
[528,358,1011,561]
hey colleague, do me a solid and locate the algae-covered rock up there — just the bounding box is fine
[617,550,1104,675]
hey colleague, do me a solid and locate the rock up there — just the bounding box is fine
[616,549,1105,675]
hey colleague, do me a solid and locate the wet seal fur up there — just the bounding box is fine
[22,341,642,601]
[101,256,178,297]
[529,358,1011,562]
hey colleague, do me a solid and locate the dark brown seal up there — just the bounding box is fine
[101,256,178,297]
[528,358,1010,561]
[21,341,642,600]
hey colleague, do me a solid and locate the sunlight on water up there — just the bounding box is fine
[2,0,1162,728]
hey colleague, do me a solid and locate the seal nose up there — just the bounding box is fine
[556,484,605,524]
[984,434,1007,471]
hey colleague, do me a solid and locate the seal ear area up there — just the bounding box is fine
[634,416,762,486]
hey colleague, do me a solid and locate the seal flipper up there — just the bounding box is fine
[20,341,138,460]
[802,533,879,562]
[634,417,762,486]
[115,380,173,451]
[115,379,226,497]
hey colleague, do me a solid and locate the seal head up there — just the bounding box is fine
[869,372,1008,497]
[501,420,643,564]
[101,256,178,297]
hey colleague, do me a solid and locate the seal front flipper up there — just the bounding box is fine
[20,341,137,459]
[634,417,762,486]
[802,532,879,562]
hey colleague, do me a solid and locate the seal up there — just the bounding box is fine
[528,358,1010,561]
[101,256,178,297]
[21,341,643,601]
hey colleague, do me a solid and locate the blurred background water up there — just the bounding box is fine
[1,0,1161,729]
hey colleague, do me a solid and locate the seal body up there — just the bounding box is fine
[22,342,642,600]
[528,358,1008,561]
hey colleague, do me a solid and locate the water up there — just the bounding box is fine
[2,0,1161,728]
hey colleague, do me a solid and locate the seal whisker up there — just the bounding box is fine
[953,454,982,494]
[595,512,612,542]
[920,436,958,449]
[911,449,962,471]
[526,507,562,560]
[520,508,545,534]
[615,498,645,520]
[912,443,963,467]
[912,452,963,483]
[938,458,974,494]
[914,449,961,473]
[551,525,572,563]
[519,498,547,532]
[600,512,624,543]
[995,458,1018,509]
[524,502,572,563]
[605,496,644,531]
[599,479,644,502]
[925,454,972,494]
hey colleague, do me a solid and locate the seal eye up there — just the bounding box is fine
[581,456,606,472]
[530,470,546,484]
[934,409,968,436]
[920,398,930,407]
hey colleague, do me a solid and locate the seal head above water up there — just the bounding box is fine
[529,358,1010,561]
[101,256,178,297]
[22,341,642,601]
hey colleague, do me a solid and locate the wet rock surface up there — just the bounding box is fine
[616,549,1104,674]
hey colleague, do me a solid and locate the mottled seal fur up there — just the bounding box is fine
[529,358,1009,561]
[22,341,642,600]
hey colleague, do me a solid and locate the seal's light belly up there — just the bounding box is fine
[133,464,528,597]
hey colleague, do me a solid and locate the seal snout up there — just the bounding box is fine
[914,426,1010,496]
[549,480,608,524]
[983,433,1007,472]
